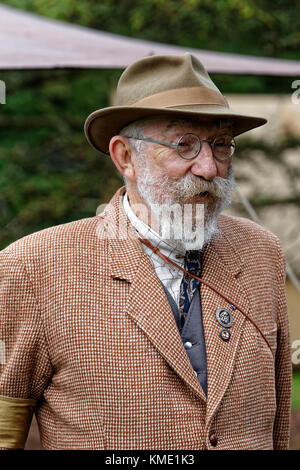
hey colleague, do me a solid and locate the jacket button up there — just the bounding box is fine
[209,433,218,447]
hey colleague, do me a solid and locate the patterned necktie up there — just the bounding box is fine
[179,250,202,329]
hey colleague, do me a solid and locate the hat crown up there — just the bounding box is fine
[116,53,222,106]
[84,52,267,154]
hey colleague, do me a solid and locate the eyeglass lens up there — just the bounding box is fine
[177,133,235,160]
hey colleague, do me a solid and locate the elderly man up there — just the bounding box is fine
[0,54,291,450]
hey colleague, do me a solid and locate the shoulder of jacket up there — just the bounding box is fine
[218,213,282,252]
[0,216,104,261]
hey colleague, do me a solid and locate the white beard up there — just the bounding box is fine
[134,157,235,251]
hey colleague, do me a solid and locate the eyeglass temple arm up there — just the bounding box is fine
[125,136,178,148]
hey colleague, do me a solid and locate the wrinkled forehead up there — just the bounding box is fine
[143,115,232,138]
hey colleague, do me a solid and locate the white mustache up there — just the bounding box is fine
[156,166,235,202]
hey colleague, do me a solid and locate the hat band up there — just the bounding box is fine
[131,87,229,109]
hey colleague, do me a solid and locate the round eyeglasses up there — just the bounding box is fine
[125,133,235,161]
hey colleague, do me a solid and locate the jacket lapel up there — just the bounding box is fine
[201,218,251,427]
[124,248,207,402]
[101,188,207,402]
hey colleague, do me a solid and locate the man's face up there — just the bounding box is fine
[130,116,235,249]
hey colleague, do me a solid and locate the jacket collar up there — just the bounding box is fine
[97,186,144,282]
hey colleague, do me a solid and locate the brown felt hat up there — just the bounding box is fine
[84,53,267,154]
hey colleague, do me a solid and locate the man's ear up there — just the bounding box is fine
[109,136,136,182]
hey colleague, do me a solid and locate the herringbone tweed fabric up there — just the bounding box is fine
[0,186,291,449]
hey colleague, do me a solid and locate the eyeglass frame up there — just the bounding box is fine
[124,133,235,161]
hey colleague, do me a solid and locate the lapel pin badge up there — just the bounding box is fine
[220,328,231,342]
[216,308,234,328]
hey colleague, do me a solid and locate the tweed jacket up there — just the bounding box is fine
[0,187,291,450]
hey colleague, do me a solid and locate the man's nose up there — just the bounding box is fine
[189,141,218,180]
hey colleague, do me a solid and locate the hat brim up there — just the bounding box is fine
[84,104,267,154]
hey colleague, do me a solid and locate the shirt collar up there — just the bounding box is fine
[123,192,186,262]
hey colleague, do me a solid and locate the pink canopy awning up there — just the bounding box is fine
[0,4,300,75]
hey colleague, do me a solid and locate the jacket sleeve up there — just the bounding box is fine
[0,248,53,449]
[273,238,292,450]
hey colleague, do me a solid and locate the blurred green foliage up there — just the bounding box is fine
[292,371,300,409]
[0,68,123,248]
[0,0,299,248]
[3,0,300,59]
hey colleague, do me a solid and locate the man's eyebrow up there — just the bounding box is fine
[164,120,233,139]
